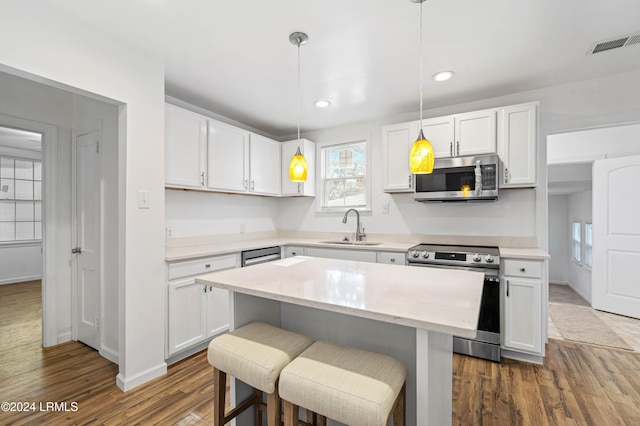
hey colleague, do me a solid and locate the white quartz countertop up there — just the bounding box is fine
[499,247,550,260]
[195,256,484,338]
[165,237,414,262]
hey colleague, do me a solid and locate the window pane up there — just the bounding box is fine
[16,201,34,221]
[14,179,33,200]
[321,141,367,210]
[0,222,14,241]
[1,179,15,199]
[15,221,34,240]
[1,157,14,178]
[34,181,42,201]
[0,200,15,221]
[34,201,42,221]
[325,143,366,179]
[34,161,42,181]
[34,221,42,240]
[14,159,33,180]
[572,221,581,263]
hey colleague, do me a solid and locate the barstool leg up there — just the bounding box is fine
[213,368,226,426]
[393,383,406,426]
[283,400,298,426]
[267,385,281,426]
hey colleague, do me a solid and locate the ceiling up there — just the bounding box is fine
[41,0,640,138]
[0,127,42,152]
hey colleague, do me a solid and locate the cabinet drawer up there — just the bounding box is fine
[503,259,541,278]
[377,251,405,265]
[168,254,237,280]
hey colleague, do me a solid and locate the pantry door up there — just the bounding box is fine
[592,155,640,319]
[74,129,102,349]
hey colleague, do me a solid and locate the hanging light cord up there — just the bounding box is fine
[419,0,424,128]
[297,37,301,141]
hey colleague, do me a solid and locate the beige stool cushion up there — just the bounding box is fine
[207,322,313,394]
[279,341,407,426]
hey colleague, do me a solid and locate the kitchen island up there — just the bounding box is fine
[196,256,484,425]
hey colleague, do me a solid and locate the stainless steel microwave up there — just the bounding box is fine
[414,154,500,202]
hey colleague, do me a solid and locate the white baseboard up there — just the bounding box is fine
[0,275,42,285]
[502,348,544,365]
[116,362,167,392]
[568,283,592,304]
[100,345,119,365]
[57,331,72,344]
[549,280,569,286]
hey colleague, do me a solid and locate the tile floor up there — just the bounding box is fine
[548,285,640,352]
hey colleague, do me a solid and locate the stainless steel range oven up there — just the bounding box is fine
[406,244,501,362]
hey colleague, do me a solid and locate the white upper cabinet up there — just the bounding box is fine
[382,121,417,192]
[421,109,496,158]
[165,104,207,188]
[454,109,497,156]
[420,115,455,159]
[281,139,316,197]
[498,103,537,187]
[207,119,250,192]
[249,133,281,196]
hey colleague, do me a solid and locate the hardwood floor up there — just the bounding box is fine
[1,281,639,425]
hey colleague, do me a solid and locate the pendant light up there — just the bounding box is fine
[289,32,309,182]
[409,0,434,174]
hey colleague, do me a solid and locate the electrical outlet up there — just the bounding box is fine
[166,227,173,238]
[138,190,150,209]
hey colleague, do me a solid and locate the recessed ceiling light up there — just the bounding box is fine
[314,100,331,108]
[433,71,455,82]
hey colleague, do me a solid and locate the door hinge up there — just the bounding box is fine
[96,141,100,153]
[95,316,100,331]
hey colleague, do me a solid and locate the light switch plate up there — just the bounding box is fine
[138,190,150,209]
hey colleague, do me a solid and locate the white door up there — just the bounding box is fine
[455,109,497,157]
[207,119,249,192]
[382,122,416,192]
[75,130,101,349]
[168,278,207,356]
[592,155,640,319]
[164,104,207,188]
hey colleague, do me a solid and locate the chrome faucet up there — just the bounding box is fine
[342,208,364,241]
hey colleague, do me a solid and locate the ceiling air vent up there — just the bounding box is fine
[587,31,640,55]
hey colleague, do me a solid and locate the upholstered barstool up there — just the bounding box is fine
[279,341,407,426]
[207,322,314,426]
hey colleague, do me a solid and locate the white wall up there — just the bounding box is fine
[548,195,569,284]
[1,2,166,391]
[165,190,279,238]
[548,123,640,163]
[568,190,592,301]
[0,244,42,285]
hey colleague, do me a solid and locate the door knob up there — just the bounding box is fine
[71,247,82,254]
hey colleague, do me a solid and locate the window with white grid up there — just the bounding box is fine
[319,140,369,211]
[585,222,593,268]
[571,220,581,264]
[0,156,42,242]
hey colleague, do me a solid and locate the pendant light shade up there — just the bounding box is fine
[289,146,308,181]
[409,129,434,174]
[409,0,434,175]
[289,32,309,182]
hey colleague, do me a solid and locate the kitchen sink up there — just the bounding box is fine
[319,241,382,246]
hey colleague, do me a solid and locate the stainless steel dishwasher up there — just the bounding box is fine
[240,246,281,267]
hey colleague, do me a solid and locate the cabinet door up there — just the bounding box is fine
[165,104,207,188]
[207,119,250,192]
[250,134,281,196]
[168,278,207,356]
[376,251,405,265]
[382,122,416,192]
[281,139,315,196]
[503,276,542,354]
[284,246,305,257]
[206,286,230,338]
[455,109,497,156]
[498,103,537,187]
[421,116,455,158]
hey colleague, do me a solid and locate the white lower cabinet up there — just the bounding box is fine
[167,254,237,357]
[376,251,406,265]
[305,247,377,263]
[283,246,305,258]
[501,258,543,355]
